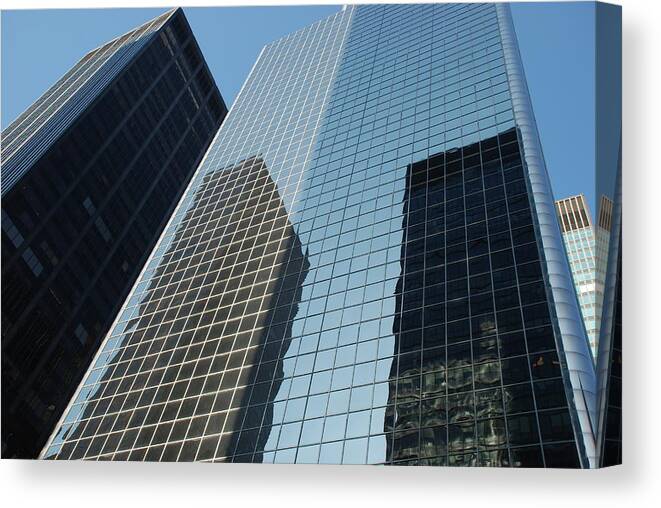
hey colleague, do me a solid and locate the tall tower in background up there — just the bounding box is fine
[1,8,227,458]
[595,195,613,321]
[555,194,611,358]
[42,3,599,467]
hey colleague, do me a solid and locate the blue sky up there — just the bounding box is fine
[1,3,596,213]
[512,2,596,212]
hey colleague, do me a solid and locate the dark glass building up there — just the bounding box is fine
[43,3,611,467]
[385,129,585,467]
[1,8,227,458]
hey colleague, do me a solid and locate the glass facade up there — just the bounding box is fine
[42,3,596,467]
[1,8,227,458]
[595,195,613,291]
[555,194,611,358]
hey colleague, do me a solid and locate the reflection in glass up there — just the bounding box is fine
[41,3,605,468]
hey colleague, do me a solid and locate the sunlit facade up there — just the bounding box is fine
[42,3,597,467]
[555,194,610,358]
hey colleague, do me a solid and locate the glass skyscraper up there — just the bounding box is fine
[555,194,611,358]
[595,195,614,281]
[42,3,600,467]
[1,8,227,458]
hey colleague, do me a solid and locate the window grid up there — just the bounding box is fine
[43,4,581,468]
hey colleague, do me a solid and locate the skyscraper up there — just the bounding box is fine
[555,194,611,358]
[1,8,227,458]
[42,3,598,467]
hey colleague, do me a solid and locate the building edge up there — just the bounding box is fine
[0,9,178,198]
[495,3,597,468]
